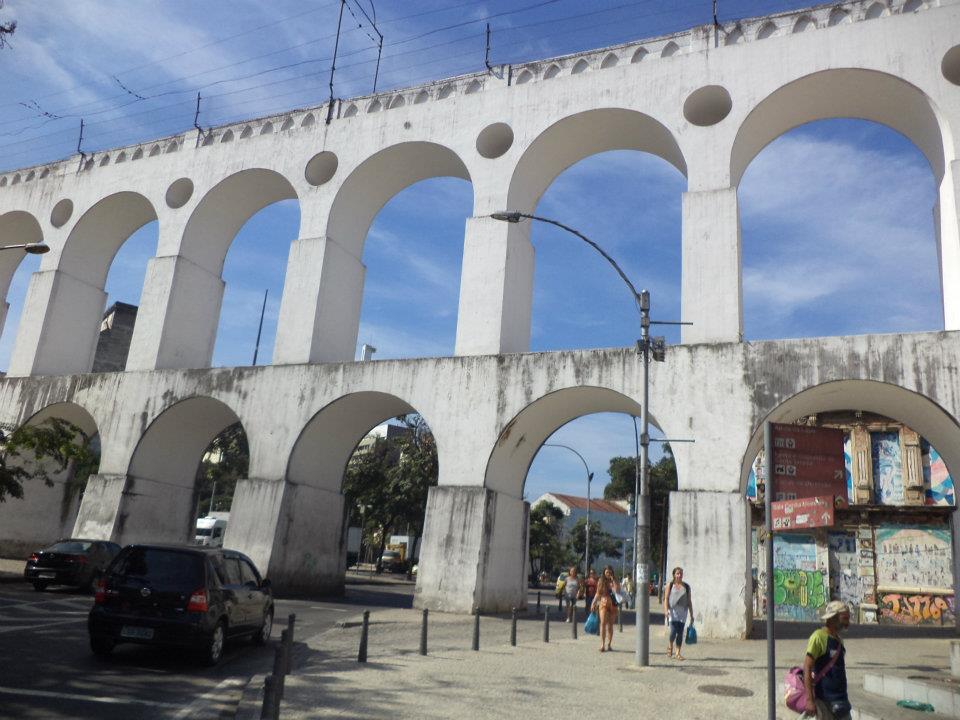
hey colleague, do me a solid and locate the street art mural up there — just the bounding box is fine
[773,534,826,622]
[872,431,904,505]
[923,443,955,506]
[876,525,953,625]
[828,531,866,610]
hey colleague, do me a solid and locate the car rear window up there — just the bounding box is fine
[48,541,93,553]
[111,548,205,590]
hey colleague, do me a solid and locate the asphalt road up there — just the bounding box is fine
[0,571,415,720]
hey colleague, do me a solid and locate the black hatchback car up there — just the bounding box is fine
[88,544,274,665]
[24,539,122,592]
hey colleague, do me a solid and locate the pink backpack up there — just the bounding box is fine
[783,648,841,714]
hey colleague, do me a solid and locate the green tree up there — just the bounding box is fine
[567,517,622,570]
[343,415,438,570]
[0,418,100,520]
[602,444,677,569]
[195,422,248,516]
[528,500,568,578]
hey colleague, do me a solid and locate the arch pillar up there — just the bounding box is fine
[225,476,348,596]
[454,216,534,355]
[939,160,960,330]
[415,485,529,613]
[273,235,366,365]
[8,269,107,376]
[681,188,742,344]
[125,254,224,370]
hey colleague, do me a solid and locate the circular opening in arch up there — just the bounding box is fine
[683,85,733,126]
[476,122,514,159]
[165,178,194,209]
[943,45,960,86]
[50,199,73,228]
[305,151,338,186]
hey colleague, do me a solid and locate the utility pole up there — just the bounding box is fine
[635,290,652,667]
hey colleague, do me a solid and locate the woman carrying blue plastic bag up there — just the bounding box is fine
[663,566,694,660]
[584,609,600,635]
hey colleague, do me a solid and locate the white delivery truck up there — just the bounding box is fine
[195,514,228,547]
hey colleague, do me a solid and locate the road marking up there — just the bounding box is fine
[0,616,85,633]
[171,677,245,719]
[0,684,183,709]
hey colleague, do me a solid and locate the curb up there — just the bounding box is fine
[235,673,266,720]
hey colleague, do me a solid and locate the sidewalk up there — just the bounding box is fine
[238,607,954,720]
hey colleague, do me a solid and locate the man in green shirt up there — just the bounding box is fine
[803,600,851,719]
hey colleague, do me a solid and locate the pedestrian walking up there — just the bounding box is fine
[563,566,580,622]
[584,568,598,609]
[555,571,567,613]
[621,574,634,609]
[802,601,852,719]
[663,566,693,660]
[591,568,620,652]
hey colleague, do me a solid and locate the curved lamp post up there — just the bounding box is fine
[1,242,49,254]
[491,210,690,668]
[543,442,593,572]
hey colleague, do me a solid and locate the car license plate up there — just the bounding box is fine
[120,626,154,640]
[37,573,55,579]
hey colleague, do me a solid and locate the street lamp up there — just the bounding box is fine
[491,210,690,668]
[0,242,49,254]
[542,442,593,572]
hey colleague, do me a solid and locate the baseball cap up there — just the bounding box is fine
[821,600,850,621]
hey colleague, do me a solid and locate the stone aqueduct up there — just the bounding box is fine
[0,0,959,637]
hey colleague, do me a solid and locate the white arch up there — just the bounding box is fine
[506,108,687,214]
[731,68,950,187]
[326,142,472,258]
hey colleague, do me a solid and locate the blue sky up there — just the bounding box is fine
[0,1,941,501]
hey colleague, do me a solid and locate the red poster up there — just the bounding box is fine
[771,423,848,508]
[771,495,835,531]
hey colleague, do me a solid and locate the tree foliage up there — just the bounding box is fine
[568,517,622,570]
[343,415,438,569]
[0,418,100,519]
[602,444,677,568]
[195,422,248,516]
[528,500,569,577]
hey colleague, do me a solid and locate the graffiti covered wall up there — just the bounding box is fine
[773,534,826,622]
[876,525,954,625]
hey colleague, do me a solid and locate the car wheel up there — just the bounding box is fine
[201,621,226,666]
[253,608,273,646]
[32,581,48,592]
[90,635,114,657]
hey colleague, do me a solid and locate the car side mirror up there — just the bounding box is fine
[260,578,272,591]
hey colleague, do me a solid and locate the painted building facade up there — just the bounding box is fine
[750,412,955,625]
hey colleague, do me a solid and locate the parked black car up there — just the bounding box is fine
[24,539,122,592]
[88,544,274,665]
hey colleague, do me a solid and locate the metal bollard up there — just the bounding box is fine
[472,608,480,651]
[282,628,293,675]
[537,591,541,613]
[261,674,278,720]
[572,607,578,639]
[272,642,285,717]
[543,610,550,643]
[510,608,517,647]
[618,606,623,633]
[419,608,428,656]
[358,610,370,663]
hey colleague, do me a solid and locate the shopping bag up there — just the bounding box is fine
[783,667,808,713]
[685,624,697,645]
[584,611,600,635]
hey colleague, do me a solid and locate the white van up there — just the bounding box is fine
[195,516,227,547]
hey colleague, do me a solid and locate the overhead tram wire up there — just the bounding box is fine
[0,0,574,122]
[2,0,768,166]
[0,0,702,156]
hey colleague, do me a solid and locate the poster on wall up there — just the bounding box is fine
[772,533,826,622]
[872,431,904,505]
[876,525,954,625]
[828,531,866,612]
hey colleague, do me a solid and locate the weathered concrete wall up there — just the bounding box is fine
[0,331,957,636]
